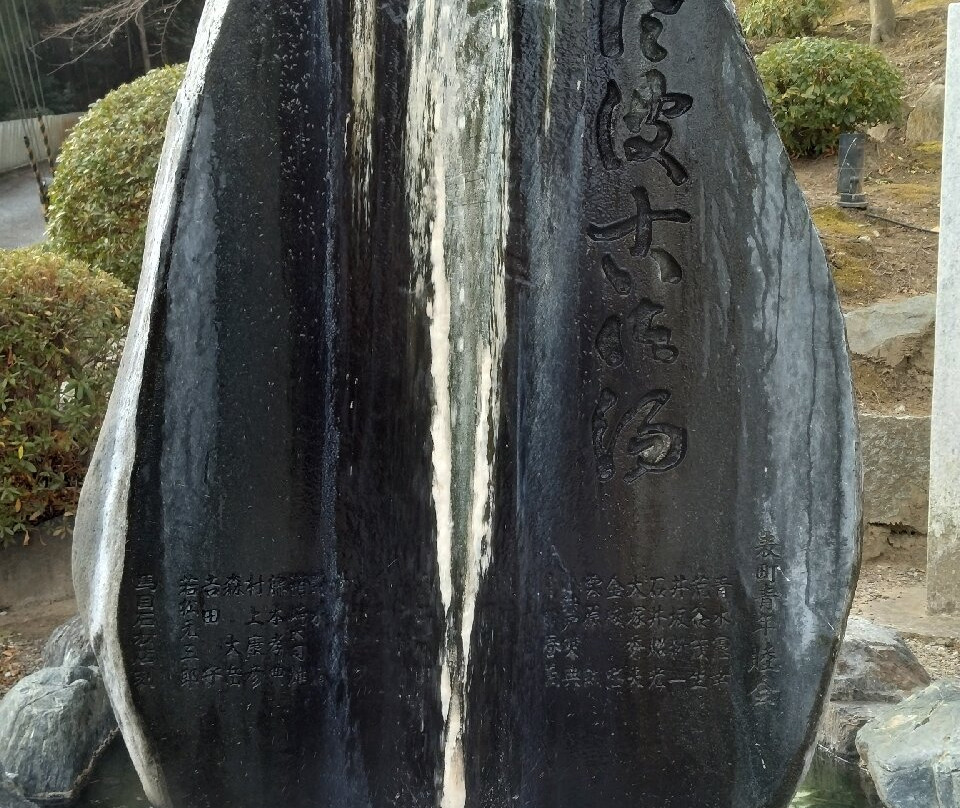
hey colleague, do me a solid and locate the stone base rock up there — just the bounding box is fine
[858,680,960,807]
[0,666,117,804]
[819,618,930,758]
[42,616,96,669]
[906,83,946,145]
[0,771,36,808]
[832,618,931,703]
[820,701,886,759]
[806,746,885,807]
[844,295,936,373]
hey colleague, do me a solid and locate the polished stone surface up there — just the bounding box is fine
[73,1,860,807]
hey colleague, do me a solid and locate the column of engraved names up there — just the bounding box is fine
[543,572,733,692]
[132,575,159,689]
[177,575,203,688]
[589,0,694,484]
[751,536,784,706]
[175,573,327,691]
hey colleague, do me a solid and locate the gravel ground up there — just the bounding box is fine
[903,636,960,680]
[854,562,928,605]
[854,559,960,680]
[0,632,44,697]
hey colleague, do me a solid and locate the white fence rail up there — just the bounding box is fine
[0,113,84,174]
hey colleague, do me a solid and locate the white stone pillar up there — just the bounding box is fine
[928,4,960,614]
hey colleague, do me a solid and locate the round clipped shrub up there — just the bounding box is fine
[0,249,133,545]
[757,37,903,156]
[741,0,838,39]
[48,64,186,287]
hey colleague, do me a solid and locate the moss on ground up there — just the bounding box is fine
[874,181,940,204]
[824,241,876,298]
[901,0,952,14]
[812,206,867,238]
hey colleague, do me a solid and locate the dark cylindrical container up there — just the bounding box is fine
[837,132,868,209]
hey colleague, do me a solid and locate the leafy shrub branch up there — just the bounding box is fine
[741,0,839,39]
[48,64,185,288]
[0,249,132,546]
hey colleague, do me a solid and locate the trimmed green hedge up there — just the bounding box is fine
[757,37,903,156]
[48,64,186,288]
[0,249,132,545]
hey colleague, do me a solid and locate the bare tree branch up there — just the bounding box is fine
[156,0,189,62]
[41,0,188,70]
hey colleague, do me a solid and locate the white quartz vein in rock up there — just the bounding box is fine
[405,1,511,805]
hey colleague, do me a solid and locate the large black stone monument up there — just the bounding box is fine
[73,0,860,806]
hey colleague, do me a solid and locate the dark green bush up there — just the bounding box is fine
[47,64,186,288]
[757,37,903,156]
[0,249,132,546]
[741,0,838,39]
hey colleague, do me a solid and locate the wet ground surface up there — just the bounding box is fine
[75,741,150,808]
[0,165,47,248]
[790,756,882,808]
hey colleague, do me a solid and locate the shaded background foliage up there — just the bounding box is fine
[0,0,200,121]
[740,0,841,39]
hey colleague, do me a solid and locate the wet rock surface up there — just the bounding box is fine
[0,770,36,808]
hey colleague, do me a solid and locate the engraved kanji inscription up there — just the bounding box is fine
[542,568,734,693]
[602,254,633,295]
[601,0,686,58]
[597,80,624,169]
[638,14,668,61]
[597,316,627,368]
[623,70,693,186]
[600,0,629,57]
[627,298,678,363]
[650,247,683,284]
[751,535,785,706]
[588,187,691,258]
[589,0,691,480]
[592,388,688,482]
[132,575,158,688]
